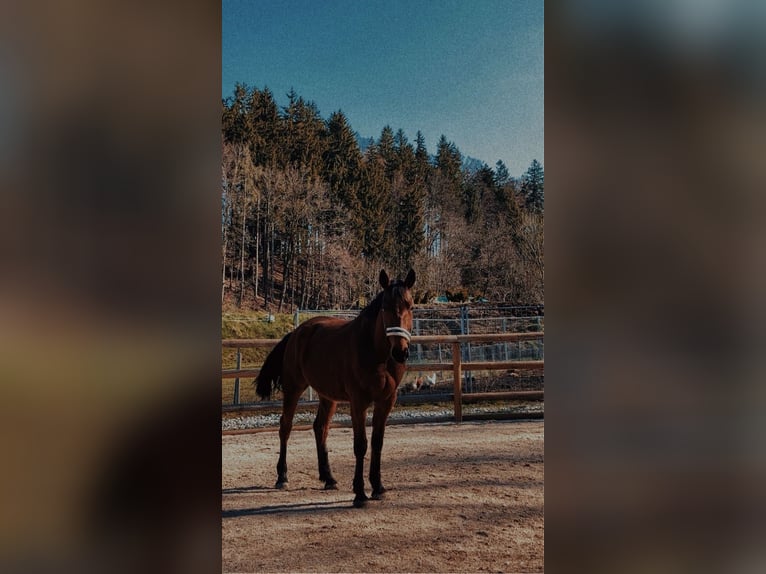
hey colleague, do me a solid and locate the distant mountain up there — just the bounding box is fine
[461,156,485,174]
[355,134,375,153]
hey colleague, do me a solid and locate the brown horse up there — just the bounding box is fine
[255,269,415,508]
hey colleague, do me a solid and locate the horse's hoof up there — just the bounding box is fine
[371,488,387,500]
[275,480,287,490]
[324,481,338,490]
[354,492,369,508]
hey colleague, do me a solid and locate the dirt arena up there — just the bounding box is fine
[222,420,544,573]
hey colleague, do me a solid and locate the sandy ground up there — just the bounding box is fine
[222,420,544,573]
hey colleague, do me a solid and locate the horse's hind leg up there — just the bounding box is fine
[275,389,302,489]
[313,397,338,489]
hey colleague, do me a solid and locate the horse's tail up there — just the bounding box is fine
[255,333,291,400]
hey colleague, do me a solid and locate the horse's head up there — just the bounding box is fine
[379,268,416,364]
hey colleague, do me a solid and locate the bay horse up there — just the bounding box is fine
[255,269,415,508]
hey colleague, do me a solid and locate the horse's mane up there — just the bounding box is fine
[358,290,384,322]
[358,280,408,323]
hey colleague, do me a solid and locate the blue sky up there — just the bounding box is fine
[223,0,543,176]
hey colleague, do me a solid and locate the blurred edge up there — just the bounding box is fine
[547,1,766,573]
[4,0,766,572]
[0,1,221,573]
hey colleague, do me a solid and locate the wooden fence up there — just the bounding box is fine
[223,332,543,423]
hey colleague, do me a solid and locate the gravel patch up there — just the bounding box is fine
[222,401,543,431]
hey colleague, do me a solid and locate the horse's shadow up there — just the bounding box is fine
[223,499,350,518]
[222,485,275,495]
[223,483,346,495]
[223,483,354,516]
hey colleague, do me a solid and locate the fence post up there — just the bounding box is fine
[460,305,471,392]
[233,348,241,406]
[452,341,463,423]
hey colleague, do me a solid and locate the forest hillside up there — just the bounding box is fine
[222,84,543,311]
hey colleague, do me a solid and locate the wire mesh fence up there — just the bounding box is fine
[298,305,544,395]
[224,304,544,406]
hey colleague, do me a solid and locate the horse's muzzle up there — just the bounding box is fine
[391,346,409,364]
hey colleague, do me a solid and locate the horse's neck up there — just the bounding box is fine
[352,311,390,365]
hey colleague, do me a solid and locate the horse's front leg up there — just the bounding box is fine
[370,395,396,500]
[349,401,369,508]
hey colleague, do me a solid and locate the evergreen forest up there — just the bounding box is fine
[222,84,543,311]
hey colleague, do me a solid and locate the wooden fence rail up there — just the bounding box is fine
[222,332,543,423]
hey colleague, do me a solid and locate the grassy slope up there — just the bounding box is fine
[222,310,295,404]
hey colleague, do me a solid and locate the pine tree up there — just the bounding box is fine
[434,135,463,214]
[520,159,544,214]
[282,89,327,173]
[394,129,415,180]
[494,159,510,187]
[322,110,363,235]
[222,83,252,144]
[435,135,462,180]
[414,131,431,178]
[377,125,397,180]
[247,87,280,167]
[357,145,393,262]
[394,184,425,271]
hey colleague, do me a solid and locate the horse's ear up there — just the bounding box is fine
[379,269,389,289]
[404,268,416,289]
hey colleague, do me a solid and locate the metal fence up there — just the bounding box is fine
[295,304,544,335]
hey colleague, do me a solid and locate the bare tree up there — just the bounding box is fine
[265,165,330,311]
